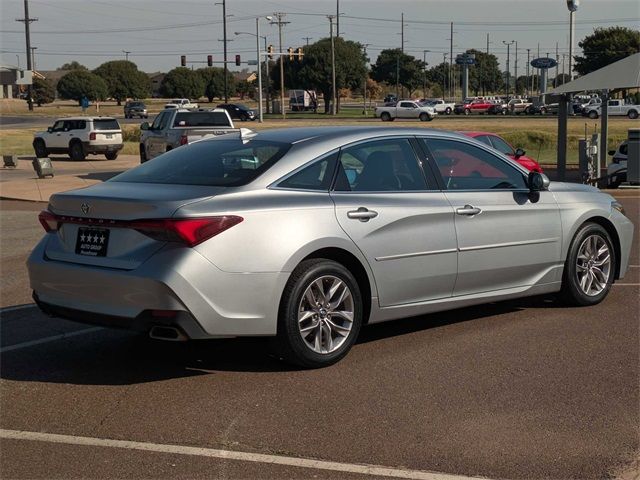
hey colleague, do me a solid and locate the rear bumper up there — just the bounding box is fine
[28,238,288,338]
[82,142,123,154]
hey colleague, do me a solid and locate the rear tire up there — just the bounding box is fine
[33,139,48,158]
[464,108,470,115]
[445,107,452,115]
[69,141,86,161]
[588,110,599,119]
[628,110,638,119]
[273,259,363,369]
[105,152,118,160]
[419,112,428,122]
[381,112,391,122]
[560,223,615,306]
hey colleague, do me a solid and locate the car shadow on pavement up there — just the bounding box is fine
[0,294,563,385]
[79,171,125,181]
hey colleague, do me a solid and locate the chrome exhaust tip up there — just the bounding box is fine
[149,325,188,342]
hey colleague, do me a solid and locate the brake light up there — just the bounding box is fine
[38,210,59,232]
[179,135,188,146]
[130,216,243,247]
[89,132,96,141]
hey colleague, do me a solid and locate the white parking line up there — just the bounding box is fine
[615,283,640,286]
[0,429,488,480]
[0,327,103,353]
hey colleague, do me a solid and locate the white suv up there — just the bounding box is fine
[33,117,123,161]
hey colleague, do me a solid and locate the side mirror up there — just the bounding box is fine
[514,148,525,158]
[140,122,150,131]
[47,127,53,133]
[528,171,550,191]
[608,150,616,156]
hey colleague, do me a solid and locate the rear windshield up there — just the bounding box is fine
[93,119,120,131]
[109,139,291,187]
[128,102,145,107]
[173,111,231,127]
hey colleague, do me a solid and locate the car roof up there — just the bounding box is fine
[55,117,117,121]
[457,131,499,138]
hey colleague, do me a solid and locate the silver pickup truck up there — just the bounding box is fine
[139,108,235,162]
[374,100,436,122]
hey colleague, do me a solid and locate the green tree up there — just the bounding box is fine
[160,67,204,99]
[197,67,235,102]
[271,37,367,113]
[93,60,150,105]
[56,70,108,102]
[57,61,87,71]
[32,77,55,106]
[371,49,425,97]
[235,79,253,100]
[574,26,640,76]
[464,49,503,96]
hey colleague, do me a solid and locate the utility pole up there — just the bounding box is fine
[303,37,312,46]
[271,13,289,119]
[336,0,339,37]
[449,22,453,101]
[256,18,263,122]
[442,53,447,99]
[363,43,370,115]
[16,0,37,111]
[555,42,559,87]
[328,15,337,115]
[423,50,430,96]
[526,48,530,96]
[486,33,490,54]
[214,0,231,102]
[401,13,405,53]
[502,40,514,97]
[514,41,518,95]
[122,50,130,61]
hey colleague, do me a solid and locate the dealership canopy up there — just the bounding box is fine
[551,53,640,94]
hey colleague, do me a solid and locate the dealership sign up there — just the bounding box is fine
[530,57,558,69]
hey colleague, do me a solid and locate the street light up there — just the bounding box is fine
[422,50,430,96]
[234,27,269,123]
[567,0,579,80]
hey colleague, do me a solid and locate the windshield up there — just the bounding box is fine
[109,139,291,187]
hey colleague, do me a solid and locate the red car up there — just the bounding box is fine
[454,99,493,115]
[460,131,543,173]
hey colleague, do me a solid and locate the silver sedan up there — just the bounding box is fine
[28,127,634,368]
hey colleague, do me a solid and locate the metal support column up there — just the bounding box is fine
[557,95,569,182]
[599,90,609,181]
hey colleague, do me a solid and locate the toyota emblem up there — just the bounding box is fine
[81,203,90,215]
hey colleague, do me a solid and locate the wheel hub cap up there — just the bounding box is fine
[576,234,611,297]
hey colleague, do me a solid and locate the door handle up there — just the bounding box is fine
[347,207,378,222]
[456,204,482,216]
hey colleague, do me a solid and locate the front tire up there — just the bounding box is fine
[628,110,638,119]
[560,223,615,306]
[380,112,391,122]
[588,110,599,119]
[139,144,147,163]
[274,259,363,368]
[419,112,428,122]
[445,107,452,115]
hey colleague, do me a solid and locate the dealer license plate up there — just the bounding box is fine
[75,227,110,257]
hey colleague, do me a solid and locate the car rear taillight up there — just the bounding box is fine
[38,210,59,232]
[89,132,96,141]
[179,135,188,146]
[130,216,243,247]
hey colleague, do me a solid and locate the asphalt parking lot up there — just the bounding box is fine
[0,195,638,480]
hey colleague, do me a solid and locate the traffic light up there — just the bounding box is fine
[296,47,304,61]
[267,45,274,59]
[180,55,186,67]
[235,55,241,66]
[288,47,294,61]
[207,55,213,67]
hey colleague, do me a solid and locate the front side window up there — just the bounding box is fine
[334,138,428,192]
[150,112,168,130]
[110,140,291,187]
[422,138,527,191]
[51,120,65,132]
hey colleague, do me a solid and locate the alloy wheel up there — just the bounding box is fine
[297,275,354,354]
[575,234,611,296]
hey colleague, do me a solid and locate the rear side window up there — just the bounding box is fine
[109,140,291,187]
[93,119,120,131]
[278,151,338,191]
[174,111,231,127]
